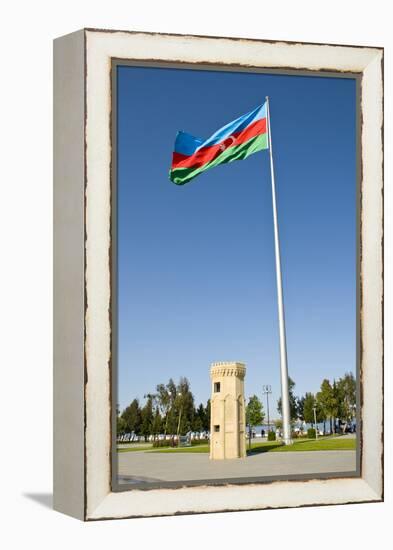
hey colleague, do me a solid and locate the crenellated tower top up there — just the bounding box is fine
[210,361,246,380]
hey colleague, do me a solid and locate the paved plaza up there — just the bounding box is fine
[117,449,357,485]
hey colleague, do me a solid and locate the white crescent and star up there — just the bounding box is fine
[219,135,236,151]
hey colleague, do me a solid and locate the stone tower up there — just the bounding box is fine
[210,362,246,460]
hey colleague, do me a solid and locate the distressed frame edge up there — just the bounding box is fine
[358,49,384,498]
[87,478,381,520]
[53,29,86,520]
[54,29,383,521]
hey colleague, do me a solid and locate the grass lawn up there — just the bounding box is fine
[147,436,356,454]
[117,445,153,453]
[150,445,210,454]
[249,436,356,454]
[118,442,208,453]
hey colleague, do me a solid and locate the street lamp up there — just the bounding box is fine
[262,385,272,436]
[312,405,318,439]
[176,392,183,437]
[163,391,175,440]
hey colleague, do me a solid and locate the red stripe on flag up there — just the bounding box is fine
[171,118,267,170]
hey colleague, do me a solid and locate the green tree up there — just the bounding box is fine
[302,392,324,427]
[155,382,172,435]
[277,377,299,421]
[317,379,338,434]
[204,399,211,432]
[167,378,180,434]
[193,403,205,432]
[116,415,127,436]
[155,378,179,435]
[121,398,141,435]
[151,406,162,439]
[337,372,356,423]
[331,380,340,432]
[140,396,154,441]
[297,395,305,422]
[176,377,195,435]
[156,377,196,435]
[302,392,316,425]
[246,395,265,449]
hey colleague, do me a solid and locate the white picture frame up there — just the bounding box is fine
[53,28,383,520]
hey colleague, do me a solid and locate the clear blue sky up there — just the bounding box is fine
[116,65,356,414]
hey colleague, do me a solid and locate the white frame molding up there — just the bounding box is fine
[53,29,383,521]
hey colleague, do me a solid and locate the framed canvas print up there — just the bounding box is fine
[53,28,383,520]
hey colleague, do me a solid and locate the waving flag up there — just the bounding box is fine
[168,96,293,446]
[169,103,268,185]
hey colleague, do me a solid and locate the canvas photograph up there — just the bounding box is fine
[113,62,359,489]
[53,28,383,519]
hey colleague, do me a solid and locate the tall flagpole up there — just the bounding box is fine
[266,96,292,445]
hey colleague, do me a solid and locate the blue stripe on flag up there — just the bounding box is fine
[174,131,204,156]
[173,103,266,156]
[200,103,266,148]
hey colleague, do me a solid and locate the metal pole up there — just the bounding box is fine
[267,391,270,432]
[266,96,292,445]
[313,406,319,439]
[262,385,272,435]
[177,407,182,437]
[176,393,182,437]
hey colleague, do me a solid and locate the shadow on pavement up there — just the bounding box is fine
[247,444,283,455]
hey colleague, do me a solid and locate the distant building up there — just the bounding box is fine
[209,362,246,460]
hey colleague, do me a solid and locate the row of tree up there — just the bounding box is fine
[277,372,356,433]
[117,372,356,438]
[117,377,211,439]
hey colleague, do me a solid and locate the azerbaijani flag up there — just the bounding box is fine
[169,102,268,185]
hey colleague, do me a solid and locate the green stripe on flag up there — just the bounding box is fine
[169,133,268,185]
